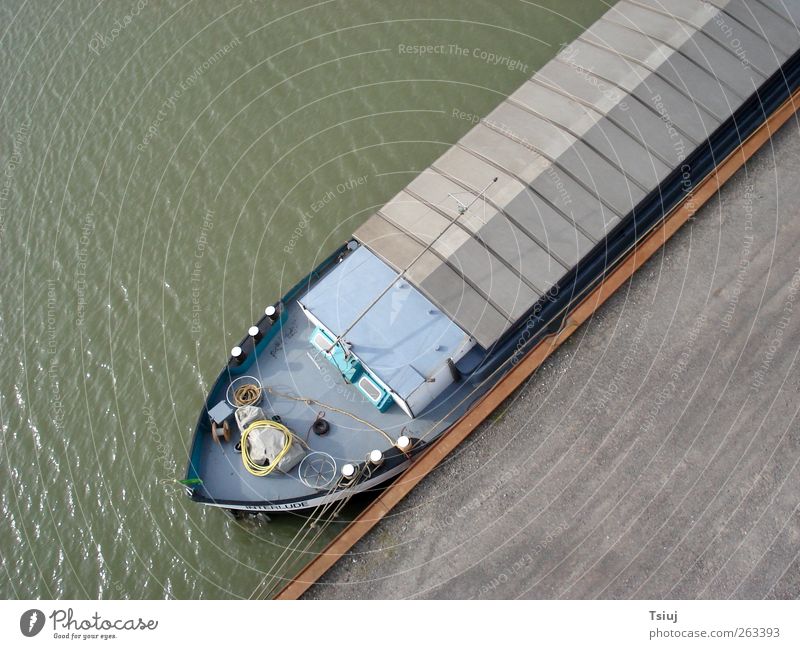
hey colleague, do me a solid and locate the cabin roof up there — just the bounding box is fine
[298,245,471,400]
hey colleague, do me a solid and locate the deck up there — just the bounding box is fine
[192,296,483,505]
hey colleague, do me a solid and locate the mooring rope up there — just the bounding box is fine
[233,383,262,406]
[251,464,373,599]
[264,387,396,446]
[250,477,353,599]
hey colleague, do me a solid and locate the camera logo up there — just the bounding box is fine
[20,609,46,637]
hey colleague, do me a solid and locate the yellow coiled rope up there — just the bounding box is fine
[241,419,293,477]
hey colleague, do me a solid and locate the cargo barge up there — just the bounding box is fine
[185,0,800,513]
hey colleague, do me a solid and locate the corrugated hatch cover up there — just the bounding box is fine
[354,0,798,348]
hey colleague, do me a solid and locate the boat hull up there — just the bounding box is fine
[193,459,412,513]
[185,7,800,515]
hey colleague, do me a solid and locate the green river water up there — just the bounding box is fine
[0,0,610,598]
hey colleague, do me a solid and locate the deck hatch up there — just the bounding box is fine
[299,245,475,416]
